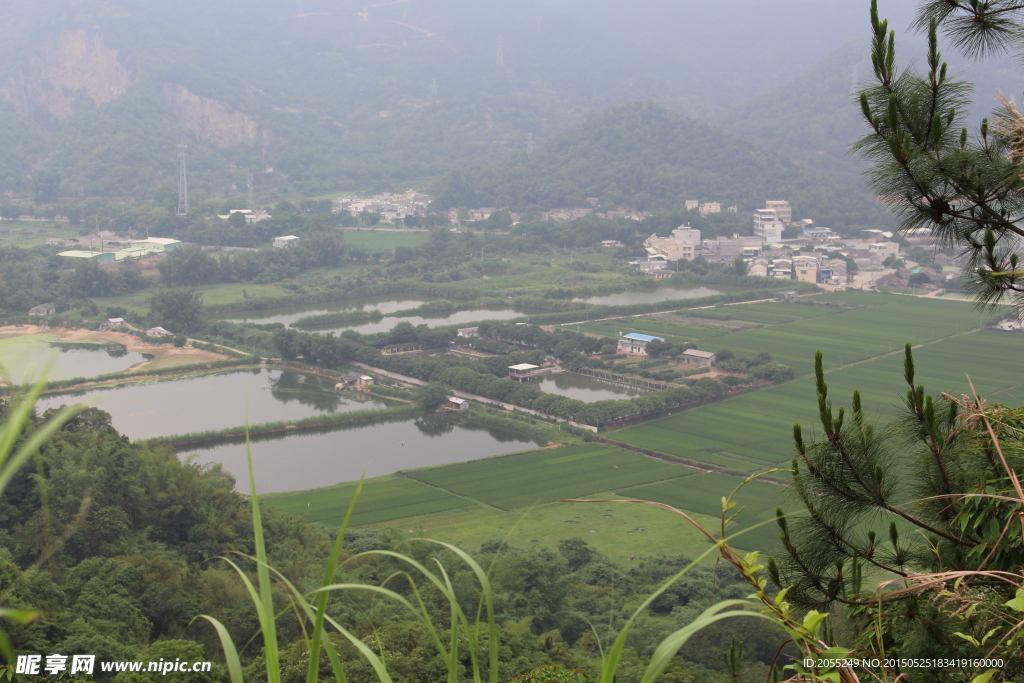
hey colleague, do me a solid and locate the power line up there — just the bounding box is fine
[176,143,189,215]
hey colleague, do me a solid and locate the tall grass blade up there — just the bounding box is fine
[196,615,245,683]
[245,421,280,683]
[639,602,767,683]
[306,478,364,683]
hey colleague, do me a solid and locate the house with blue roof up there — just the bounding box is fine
[617,332,664,356]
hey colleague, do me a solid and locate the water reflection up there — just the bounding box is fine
[538,372,648,402]
[0,335,149,383]
[217,296,436,326]
[35,368,397,440]
[580,286,725,307]
[181,414,541,493]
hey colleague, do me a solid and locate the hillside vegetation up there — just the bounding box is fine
[431,102,893,232]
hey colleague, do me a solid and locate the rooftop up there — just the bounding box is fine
[622,333,663,342]
[683,349,716,358]
[508,363,540,371]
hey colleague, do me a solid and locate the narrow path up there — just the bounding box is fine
[347,360,598,431]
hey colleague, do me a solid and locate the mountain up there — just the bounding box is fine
[721,35,1024,185]
[0,0,713,205]
[429,101,893,233]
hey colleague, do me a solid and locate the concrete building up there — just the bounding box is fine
[617,333,664,356]
[765,200,792,225]
[643,225,701,262]
[792,255,820,284]
[28,303,55,316]
[273,235,300,249]
[770,257,793,279]
[774,290,799,300]
[446,397,470,410]
[753,210,784,243]
[457,327,480,338]
[704,235,763,260]
[685,200,699,211]
[145,326,173,337]
[870,241,900,259]
[681,349,717,367]
[699,202,721,216]
[130,238,183,253]
[747,257,770,277]
[508,363,541,381]
[802,226,833,239]
[58,250,116,263]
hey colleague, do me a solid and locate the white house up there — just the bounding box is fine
[273,235,300,249]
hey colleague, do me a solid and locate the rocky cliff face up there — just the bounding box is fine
[0,29,131,120]
[162,84,272,147]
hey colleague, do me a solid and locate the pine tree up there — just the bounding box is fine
[855,0,1024,311]
[766,346,1024,681]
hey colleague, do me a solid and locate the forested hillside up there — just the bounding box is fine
[430,102,893,232]
[0,0,709,203]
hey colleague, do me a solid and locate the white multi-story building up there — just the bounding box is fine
[765,200,792,225]
[643,225,701,262]
[754,209,784,243]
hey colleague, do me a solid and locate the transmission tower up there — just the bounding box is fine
[247,172,255,212]
[526,133,534,154]
[176,143,189,215]
[496,34,504,67]
[431,77,437,97]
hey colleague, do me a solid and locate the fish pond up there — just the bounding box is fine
[0,334,149,383]
[35,367,398,441]
[180,414,542,494]
[537,372,648,402]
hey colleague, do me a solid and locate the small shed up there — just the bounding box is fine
[146,326,173,338]
[28,303,55,317]
[358,375,374,386]
[774,290,799,301]
[273,235,300,249]
[446,397,469,410]
[508,363,540,381]
[107,317,126,327]
[457,327,479,338]
[682,349,718,367]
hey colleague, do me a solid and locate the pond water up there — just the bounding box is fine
[537,372,648,402]
[311,307,528,336]
[216,295,536,335]
[180,414,541,494]
[35,368,397,441]
[0,334,149,383]
[216,295,437,326]
[579,285,726,307]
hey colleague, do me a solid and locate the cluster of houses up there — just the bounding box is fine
[634,199,949,290]
[52,235,183,263]
[332,190,432,225]
[616,333,718,366]
[216,209,271,223]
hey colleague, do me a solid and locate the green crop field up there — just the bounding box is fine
[264,477,478,527]
[368,496,726,566]
[612,327,1024,472]
[572,318,732,344]
[407,443,693,510]
[343,230,430,250]
[618,473,793,551]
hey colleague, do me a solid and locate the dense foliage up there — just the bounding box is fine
[431,102,892,233]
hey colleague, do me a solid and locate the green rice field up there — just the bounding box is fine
[264,477,478,527]
[407,443,691,510]
[612,328,1024,472]
[618,473,795,551]
[343,230,430,250]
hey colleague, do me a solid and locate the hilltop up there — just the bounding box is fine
[430,101,893,233]
[0,0,708,204]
